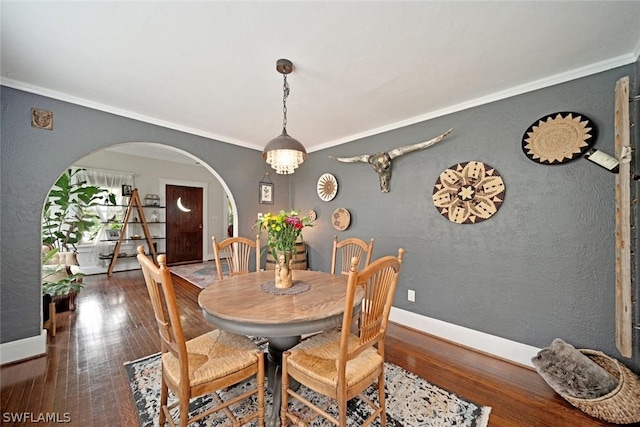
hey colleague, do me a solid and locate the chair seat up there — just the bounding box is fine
[286,330,383,388]
[163,330,260,387]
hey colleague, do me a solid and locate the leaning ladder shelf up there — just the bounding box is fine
[107,189,158,277]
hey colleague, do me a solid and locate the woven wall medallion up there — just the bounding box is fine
[522,112,597,164]
[317,173,338,201]
[306,209,317,221]
[432,161,505,224]
[331,207,351,231]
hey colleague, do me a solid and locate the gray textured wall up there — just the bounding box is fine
[1,63,638,370]
[633,55,640,370]
[0,86,290,343]
[292,65,637,367]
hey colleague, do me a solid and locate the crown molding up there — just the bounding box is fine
[310,53,638,153]
[0,78,263,152]
[2,51,637,154]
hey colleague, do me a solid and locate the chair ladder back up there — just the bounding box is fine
[213,235,260,279]
[331,236,375,275]
[136,247,188,364]
[224,242,250,275]
[150,287,175,353]
[343,250,404,360]
[359,266,397,344]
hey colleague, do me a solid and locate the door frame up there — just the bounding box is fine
[125,141,239,263]
[159,178,209,262]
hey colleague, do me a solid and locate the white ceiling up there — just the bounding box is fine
[2,1,640,156]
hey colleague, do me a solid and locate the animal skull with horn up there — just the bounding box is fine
[329,128,453,193]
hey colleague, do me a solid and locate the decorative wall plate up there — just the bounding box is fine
[522,112,597,165]
[307,209,317,221]
[432,161,505,224]
[317,173,338,201]
[332,207,351,231]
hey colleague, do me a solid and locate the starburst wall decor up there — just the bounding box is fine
[317,173,338,201]
[522,112,597,165]
[432,161,505,224]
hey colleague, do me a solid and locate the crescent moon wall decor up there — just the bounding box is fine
[432,161,505,224]
[522,112,597,165]
[317,173,338,201]
[177,197,191,213]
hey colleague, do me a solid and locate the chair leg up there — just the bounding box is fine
[280,356,289,427]
[257,353,265,427]
[179,398,189,427]
[159,378,168,426]
[378,371,386,427]
[338,395,347,427]
[337,384,349,427]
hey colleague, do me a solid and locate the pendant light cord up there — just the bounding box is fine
[282,73,289,131]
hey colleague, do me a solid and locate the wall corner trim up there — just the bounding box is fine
[390,308,539,368]
[0,330,47,365]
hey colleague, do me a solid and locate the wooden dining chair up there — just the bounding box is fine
[281,248,404,427]
[136,246,265,427]
[212,235,261,280]
[330,236,375,275]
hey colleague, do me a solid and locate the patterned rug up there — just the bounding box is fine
[169,261,227,289]
[124,349,491,427]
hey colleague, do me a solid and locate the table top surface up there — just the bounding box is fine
[198,270,362,336]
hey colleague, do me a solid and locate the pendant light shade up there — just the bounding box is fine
[263,128,307,175]
[262,59,307,174]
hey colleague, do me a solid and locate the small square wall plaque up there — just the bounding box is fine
[31,108,53,130]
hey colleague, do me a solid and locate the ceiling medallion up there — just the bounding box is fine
[317,173,338,201]
[522,112,597,165]
[432,161,505,224]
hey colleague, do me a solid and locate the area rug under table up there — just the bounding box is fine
[169,261,227,289]
[124,352,491,427]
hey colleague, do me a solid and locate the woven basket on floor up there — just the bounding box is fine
[558,349,640,424]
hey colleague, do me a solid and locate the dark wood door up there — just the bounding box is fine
[166,185,203,265]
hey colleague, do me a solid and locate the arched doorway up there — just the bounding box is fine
[41,141,236,275]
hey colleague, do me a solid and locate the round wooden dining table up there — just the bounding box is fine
[198,269,363,427]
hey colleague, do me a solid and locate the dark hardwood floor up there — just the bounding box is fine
[1,270,624,426]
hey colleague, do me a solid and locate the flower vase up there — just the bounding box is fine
[274,251,293,289]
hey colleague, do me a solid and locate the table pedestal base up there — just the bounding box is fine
[265,336,300,427]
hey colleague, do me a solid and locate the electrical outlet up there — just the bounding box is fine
[257,213,263,220]
[407,289,415,302]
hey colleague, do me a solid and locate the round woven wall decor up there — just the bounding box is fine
[522,112,597,165]
[432,161,505,224]
[332,207,351,231]
[317,173,338,201]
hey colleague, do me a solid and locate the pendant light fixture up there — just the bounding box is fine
[262,59,307,174]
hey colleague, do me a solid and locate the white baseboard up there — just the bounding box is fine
[0,330,47,365]
[0,305,539,368]
[389,307,539,368]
